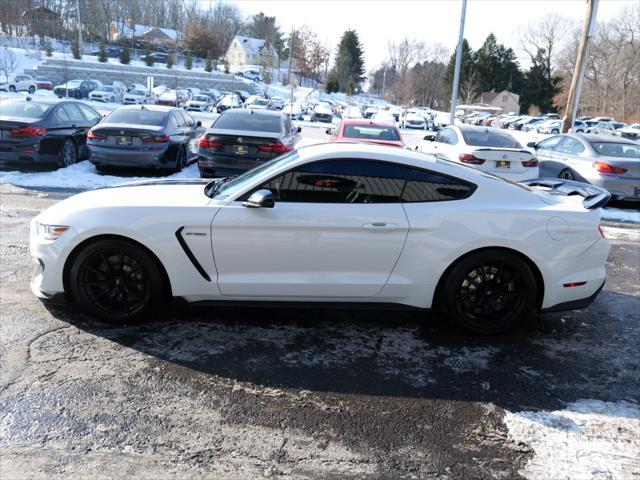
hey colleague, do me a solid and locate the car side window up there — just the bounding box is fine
[255,159,411,204]
[174,111,186,128]
[180,110,195,127]
[556,138,585,155]
[435,128,457,145]
[53,106,71,123]
[169,113,181,129]
[536,135,565,151]
[77,104,101,123]
[62,103,86,122]
[402,169,476,202]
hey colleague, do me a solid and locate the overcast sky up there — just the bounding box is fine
[222,0,634,71]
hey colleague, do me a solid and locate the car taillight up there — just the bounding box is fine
[259,142,293,153]
[459,153,485,165]
[598,225,606,239]
[593,161,627,175]
[198,136,222,148]
[87,131,106,141]
[141,134,169,143]
[9,126,47,138]
[522,158,539,167]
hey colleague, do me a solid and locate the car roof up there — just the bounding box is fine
[222,108,283,117]
[570,133,638,144]
[296,142,435,166]
[341,119,398,128]
[116,104,175,112]
[3,96,80,107]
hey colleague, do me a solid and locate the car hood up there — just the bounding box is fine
[36,180,213,224]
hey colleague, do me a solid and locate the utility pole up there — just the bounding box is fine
[562,0,599,133]
[75,0,83,51]
[287,27,294,86]
[449,0,467,125]
[381,68,386,99]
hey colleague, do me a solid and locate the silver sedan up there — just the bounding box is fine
[530,133,640,201]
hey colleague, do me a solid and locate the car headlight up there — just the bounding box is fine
[36,222,69,240]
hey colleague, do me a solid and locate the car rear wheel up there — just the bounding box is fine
[559,168,575,180]
[9,85,16,92]
[440,250,537,334]
[174,146,187,172]
[28,86,35,94]
[69,239,164,323]
[59,139,77,167]
[551,129,559,134]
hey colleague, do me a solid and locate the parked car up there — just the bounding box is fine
[311,103,334,123]
[234,90,252,102]
[54,79,102,99]
[142,52,169,64]
[216,93,243,113]
[371,111,397,124]
[185,94,214,112]
[31,142,611,334]
[416,125,539,182]
[0,74,37,93]
[89,85,124,103]
[202,88,222,101]
[90,46,121,58]
[529,133,640,201]
[270,96,285,110]
[613,124,639,142]
[400,111,427,130]
[341,106,364,120]
[586,121,618,136]
[537,120,587,134]
[123,89,156,105]
[246,98,272,110]
[0,97,101,167]
[282,102,303,120]
[510,116,541,131]
[235,69,263,82]
[363,105,379,119]
[197,108,301,178]
[157,89,190,107]
[327,119,405,148]
[522,119,545,132]
[87,105,203,172]
[34,76,54,90]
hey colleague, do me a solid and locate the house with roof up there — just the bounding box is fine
[21,6,61,37]
[225,35,279,68]
[109,20,182,46]
[476,89,520,114]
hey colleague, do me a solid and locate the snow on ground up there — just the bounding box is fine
[504,399,640,480]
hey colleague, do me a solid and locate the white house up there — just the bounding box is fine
[109,20,182,46]
[225,35,279,69]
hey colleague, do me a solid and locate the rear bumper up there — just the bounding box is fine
[585,175,640,201]
[541,281,605,313]
[89,146,171,168]
[0,144,56,164]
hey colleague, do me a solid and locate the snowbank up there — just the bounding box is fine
[504,399,640,480]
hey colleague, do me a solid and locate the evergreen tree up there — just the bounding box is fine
[474,33,524,93]
[185,53,193,70]
[333,30,365,93]
[325,72,339,93]
[204,53,213,73]
[119,40,130,64]
[71,37,82,60]
[244,12,285,57]
[97,42,107,63]
[44,41,53,57]
[520,48,561,114]
[166,54,174,69]
[144,47,154,66]
[444,39,475,98]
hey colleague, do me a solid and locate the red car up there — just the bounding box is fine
[35,76,54,90]
[326,119,405,148]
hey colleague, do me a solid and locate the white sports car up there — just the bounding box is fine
[30,143,610,334]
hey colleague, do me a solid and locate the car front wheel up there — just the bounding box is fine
[439,250,537,334]
[559,168,575,180]
[69,239,165,323]
[28,86,35,93]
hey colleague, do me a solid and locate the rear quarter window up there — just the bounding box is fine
[402,169,476,202]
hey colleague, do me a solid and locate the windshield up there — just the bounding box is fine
[105,108,167,126]
[0,101,50,118]
[207,151,300,199]
[461,131,522,148]
[591,142,640,158]
[213,112,281,132]
[193,96,209,102]
[130,90,146,95]
[252,99,270,106]
[343,124,400,141]
[100,86,114,92]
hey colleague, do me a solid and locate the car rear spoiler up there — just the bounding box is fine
[519,178,611,209]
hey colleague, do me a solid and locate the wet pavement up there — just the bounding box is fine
[1,183,639,479]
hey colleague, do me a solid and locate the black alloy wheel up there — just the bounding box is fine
[559,168,575,181]
[440,251,537,334]
[175,146,187,172]
[28,86,35,94]
[59,139,77,167]
[69,239,164,322]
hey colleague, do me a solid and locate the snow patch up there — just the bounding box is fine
[505,399,640,480]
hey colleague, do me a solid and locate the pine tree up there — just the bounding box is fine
[144,47,154,66]
[204,54,213,73]
[325,72,339,93]
[474,33,524,93]
[444,39,475,99]
[97,42,107,63]
[520,48,561,114]
[185,54,193,70]
[119,40,130,64]
[44,41,53,57]
[166,54,174,69]
[333,30,365,93]
[71,37,82,60]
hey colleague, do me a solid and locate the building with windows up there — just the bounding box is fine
[225,36,278,69]
[476,89,520,114]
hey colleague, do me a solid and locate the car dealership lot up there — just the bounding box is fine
[0,180,638,478]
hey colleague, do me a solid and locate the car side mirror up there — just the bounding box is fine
[297,126,302,133]
[423,134,436,141]
[196,120,202,127]
[527,141,537,148]
[242,189,275,208]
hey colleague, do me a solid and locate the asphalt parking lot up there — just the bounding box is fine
[1,181,639,479]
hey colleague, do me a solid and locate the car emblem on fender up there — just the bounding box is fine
[502,154,507,159]
[237,137,243,143]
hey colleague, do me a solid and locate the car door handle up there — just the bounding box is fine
[362,223,399,232]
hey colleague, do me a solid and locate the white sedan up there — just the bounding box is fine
[416,125,540,182]
[30,143,610,334]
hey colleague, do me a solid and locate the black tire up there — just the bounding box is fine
[551,129,559,134]
[174,146,187,172]
[9,85,16,92]
[59,139,77,167]
[69,239,165,323]
[28,86,35,94]
[559,168,575,180]
[439,250,537,334]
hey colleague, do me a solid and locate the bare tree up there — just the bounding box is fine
[0,47,18,78]
[519,13,571,80]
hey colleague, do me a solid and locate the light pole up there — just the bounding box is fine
[449,0,468,125]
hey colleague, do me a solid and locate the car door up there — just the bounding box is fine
[428,128,457,160]
[210,159,411,298]
[533,135,566,162]
[62,103,91,156]
[554,137,587,172]
[178,110,201,159]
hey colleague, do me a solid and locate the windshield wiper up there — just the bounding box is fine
[204,177,230,197]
